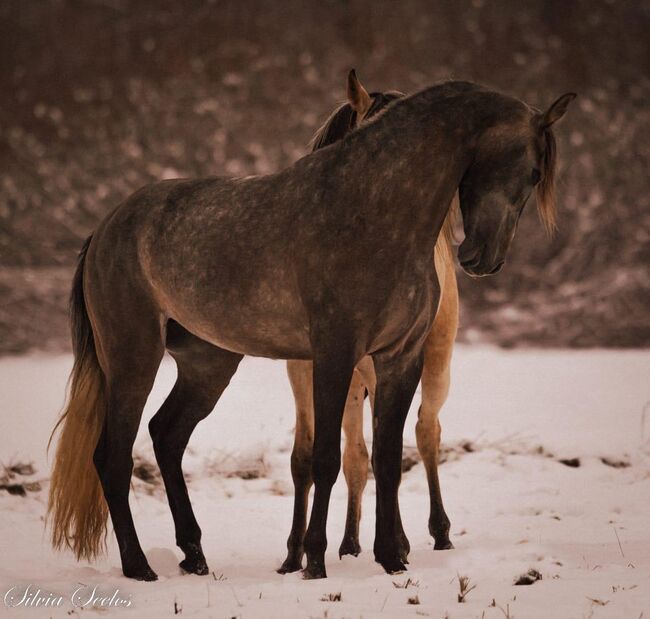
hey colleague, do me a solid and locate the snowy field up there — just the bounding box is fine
[1,346,649,618]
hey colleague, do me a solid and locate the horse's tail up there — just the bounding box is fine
[47,235,109,560]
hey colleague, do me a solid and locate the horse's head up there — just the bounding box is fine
[310,69,403,150]
[457,92,576,277]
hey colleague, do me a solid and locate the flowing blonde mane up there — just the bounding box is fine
[435,194,459,264]
[536,128,558,235]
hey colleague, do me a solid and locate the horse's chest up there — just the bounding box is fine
[372,278,438,353]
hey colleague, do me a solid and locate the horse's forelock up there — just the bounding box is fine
[536,128,558,236]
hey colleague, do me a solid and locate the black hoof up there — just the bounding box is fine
[338,537,361,558]
[302,560,327,579]
[398,539,410,564]
[376,554,407,575]
[398,536,410,564]
[180,556,209,575]
[277,556,303,574]
[123,564,158,582]
[434,538,454,550]
[179,542,209,575]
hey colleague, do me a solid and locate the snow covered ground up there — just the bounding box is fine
[1,346,649,618]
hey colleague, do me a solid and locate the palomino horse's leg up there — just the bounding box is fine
[149,333,242,575]
[278,360,314,574]
[356,358,410,563]
[91,308,165,581]
[338,369,369,558]
[416,253,459,550]
[302,345,356,579]
[279,361,375,568]
[371,350,424,574]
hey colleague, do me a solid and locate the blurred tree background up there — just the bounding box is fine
[0,0,648,353]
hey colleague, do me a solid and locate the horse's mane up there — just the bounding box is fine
[309,91,403,152]
[308,88,459,259]
[309,102,356,152]
[536,127,558,235]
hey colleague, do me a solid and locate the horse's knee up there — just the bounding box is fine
[291,447,312,479]
[291,409,314,482]
[343,439,369,483]
[416,406,442,455]
[421,362,451,403]
[311,449,340,488]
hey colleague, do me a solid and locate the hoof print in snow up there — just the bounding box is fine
[514,568,542,585]
[558,457,581,468]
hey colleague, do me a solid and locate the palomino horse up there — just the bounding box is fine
[48,80,574,581]
[278,71,459,575]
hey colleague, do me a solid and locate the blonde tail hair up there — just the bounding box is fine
[47,236,109,560]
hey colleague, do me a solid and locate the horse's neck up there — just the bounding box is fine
[348,108,472,256]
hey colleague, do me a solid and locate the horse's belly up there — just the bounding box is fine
[163,286,312,360]
[197,312,311,359]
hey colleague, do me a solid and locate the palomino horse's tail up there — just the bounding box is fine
[48,235,109,560]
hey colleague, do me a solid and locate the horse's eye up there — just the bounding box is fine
[531,168,541,185]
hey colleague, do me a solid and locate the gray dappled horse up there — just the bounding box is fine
[48,79,574,581]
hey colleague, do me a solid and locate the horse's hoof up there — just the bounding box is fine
[179,542,209,575]
[434,538,454,551]
[397,540,411,564]
[398,538,410,564]
[377,555,407,575]
[302,561,327,579]
[123,564,158,581]
[180,556,209,576]
[277,557,303,574]
[338,537,361,558]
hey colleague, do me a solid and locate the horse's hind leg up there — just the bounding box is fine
[278,360,314,574]
[416,261,458,550]
[150,331,242,575]
[338,368,368,558]
[91,308,165,581]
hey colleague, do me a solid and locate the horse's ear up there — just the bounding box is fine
[347,69,372,116]
[538,93,577,130]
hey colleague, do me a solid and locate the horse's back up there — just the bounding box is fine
[88,176,312,359]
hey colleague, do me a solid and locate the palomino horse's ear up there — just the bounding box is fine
[347,69,372,117]
[538,93,577,130]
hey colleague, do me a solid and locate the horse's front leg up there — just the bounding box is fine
[302,341,356,579]
[371,349,424,574]
[278,360,314,574]
[357,357,410,563]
